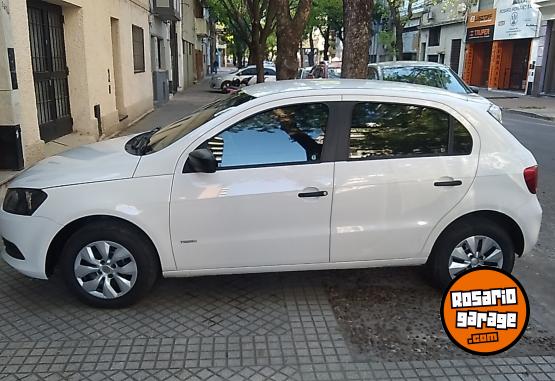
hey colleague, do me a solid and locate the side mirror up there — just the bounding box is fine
[469,86,480,94]
[184,148,218,173]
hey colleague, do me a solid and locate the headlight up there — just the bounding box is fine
[488,104,503,124]
[2,188,48,216]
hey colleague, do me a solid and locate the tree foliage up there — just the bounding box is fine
[306,0,343,60]
[207,0,276,82]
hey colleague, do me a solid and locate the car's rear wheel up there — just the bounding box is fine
[429,218,515,289]
[60,222,159,308]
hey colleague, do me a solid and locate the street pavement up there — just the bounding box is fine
[0,86,554,379]
[481,90,555,122]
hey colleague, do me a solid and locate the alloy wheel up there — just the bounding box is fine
[448,235,504,278]
[73,240,138,299]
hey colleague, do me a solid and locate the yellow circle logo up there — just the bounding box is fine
[441,268,529,355]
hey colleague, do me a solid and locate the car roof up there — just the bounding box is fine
[242,79,471,100]
[241,64,276,69]
[369,61,450,69]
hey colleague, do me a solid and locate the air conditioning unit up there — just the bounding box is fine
[427,11,435,21]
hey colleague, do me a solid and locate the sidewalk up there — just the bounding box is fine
[480,89,555,121]
[0,74,227,189]
[121,77,225,136]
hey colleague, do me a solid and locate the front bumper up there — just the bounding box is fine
[210,78,222,89]
[0,209,62,279]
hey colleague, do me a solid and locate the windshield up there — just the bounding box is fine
[381,66,471,94]
[144,91,254,154]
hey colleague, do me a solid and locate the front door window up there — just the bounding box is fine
[198,103,328,168]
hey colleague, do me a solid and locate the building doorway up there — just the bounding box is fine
[27,0,73,142]
[544,22,555,95]
[450,39,462,73]
[508,39,530,91]
[110,18,126,121]
[467,41,492,87]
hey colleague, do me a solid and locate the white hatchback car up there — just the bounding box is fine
[0,80,541,307]
[210,65,277,92]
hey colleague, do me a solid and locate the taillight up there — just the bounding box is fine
[523,165,538,194]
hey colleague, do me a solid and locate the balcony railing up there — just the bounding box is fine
[195,17,208,37]
[153,0,181,21]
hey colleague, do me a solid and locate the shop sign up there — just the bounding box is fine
[466,25,495,42]
[468,9,496,28]
[494,0,540,40]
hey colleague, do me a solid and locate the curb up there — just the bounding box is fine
[505,109,555,122]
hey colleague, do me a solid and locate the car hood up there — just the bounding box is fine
[9,136,140,189]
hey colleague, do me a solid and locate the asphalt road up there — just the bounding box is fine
[320,111,555,361]
[503,111,555,332]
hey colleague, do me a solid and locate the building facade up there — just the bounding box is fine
[533,0,555,95]
[0,0,153,170]
[419,1,467,75]
[463,0,542,93]
[150,0,182,105]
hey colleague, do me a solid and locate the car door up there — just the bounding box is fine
[170,98,340,271]
[236,67,256,83]
[330,99,479,263]
[264,67,277,82]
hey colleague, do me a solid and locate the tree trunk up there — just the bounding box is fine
[247,44,255,65]
[395,23,403,61]
[251,42,265,83]
[309,30,315,66]
[276,32,300,79]
[323,28,330,62]
[341,0,373,79]
[275,0,313,80]
[299,41,304,67]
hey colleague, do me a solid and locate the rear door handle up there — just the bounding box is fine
[298,190,328,198]
[434,180,462,187]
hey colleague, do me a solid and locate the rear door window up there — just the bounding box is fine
[349,102,472,160]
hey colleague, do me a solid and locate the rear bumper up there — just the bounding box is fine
[0,210,61,279]
[516,197,542,256]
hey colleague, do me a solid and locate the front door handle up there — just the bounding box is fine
[298,190,328,198]
[434,180,463,187]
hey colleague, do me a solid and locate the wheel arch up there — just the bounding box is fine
[46,215,161,277]
[428,210,525,263]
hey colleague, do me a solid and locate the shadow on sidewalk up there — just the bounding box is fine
[121,78,225,136]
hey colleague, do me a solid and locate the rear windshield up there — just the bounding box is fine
[146,92,254,153]
[381,66,471,94]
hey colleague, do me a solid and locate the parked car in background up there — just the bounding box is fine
[368,61,478,95]
[296,66,313,79]
[210,65,276,92]
[367,61,503,121]
[328,61,342,79]
[0,80,540,307]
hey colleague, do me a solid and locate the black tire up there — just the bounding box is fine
[60,221,159,308]
[221,81,231,93]
[428,217,515,289]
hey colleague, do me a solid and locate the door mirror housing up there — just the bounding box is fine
[184,148,218,173]
[469,86,480,94]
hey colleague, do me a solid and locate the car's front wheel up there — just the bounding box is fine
[60,221,159,308]
[428,218,515,289]
[221,81,231,93]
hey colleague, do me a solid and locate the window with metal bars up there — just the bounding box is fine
[132,25,145,73]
